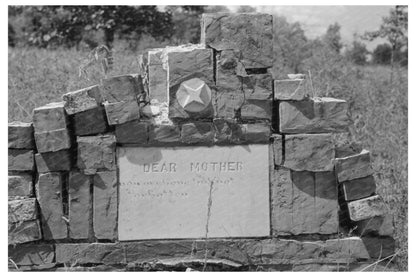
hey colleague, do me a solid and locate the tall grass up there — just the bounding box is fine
[8,45,408,270]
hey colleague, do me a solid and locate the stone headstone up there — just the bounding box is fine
[118,145,269,240]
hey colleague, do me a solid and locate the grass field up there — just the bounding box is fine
[8,46,408,270]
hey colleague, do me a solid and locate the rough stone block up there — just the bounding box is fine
[69,171,92,239]
[271,168,338,235]
[213,119,244,144]
[62,85,102,115]
[216,49,244,93]
[100,74,143,103]
[104,100,140,125]
[35,150,72,173]
[240,99,273,120]
[243,73,273,100]
[279,98,350,133]
[324,237,371,260]
[201,13,273,69]
[8,149,35,171]
[148,124,181,145]
[93,171,118,240]
[284,134,335,172]
[167,45,214,119]
[335,149,373,182]
[215,91,245,119]
[8,121,35,149]
[274,79,309,100]
[32,102,68,132]
[180,122,214,144]
[55,243,123,265]
[342,175,376,201]
[34,128,72,153]
[272,134,283,166]
[8,220,42,245]
[8,198,38,223]
[36,172,67,240]
[77,134,116,175]
[242,122,270,143]
[115,120,148,144]
[355,214,394,236]
[72,106,109,135]
[362,236,395,259]
[8,244,55,266]
[348,195,388,222]
[8,173,33,198]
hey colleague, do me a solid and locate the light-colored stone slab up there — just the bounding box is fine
[348,195,388,222]
[274,79,309,100]
[118,145,270,240]
[32,102,68,133]
[62,85,102,115]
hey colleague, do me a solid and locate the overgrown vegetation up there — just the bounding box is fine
[8,5,407,271]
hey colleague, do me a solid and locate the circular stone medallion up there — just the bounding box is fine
[176,78,212,113]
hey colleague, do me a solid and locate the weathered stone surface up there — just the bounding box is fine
[348,195,388,222]
[8,173,33,198]
[77,134,116,175]
[62,85,102,115]
[104,100,140,125]
[242,122,270,143]
[342,175,376,201]
[100,74,143,103]
[54,237,370,266]
[279,98,350,133]
[72,106,109,135]
[335,149,373,182]
[216,49,244,93]
[35,150,72,173]
[34,128,72,153]
[8,149,35,171]
[271,168,338,235]
[274,79,309,100]
[215,91,245,119]
[148,124,181,145]
[8,220,42,245]
[32,102,68,132]
[180,122,214,144]
[8,244,55,266]
[8,121,35,149]
[201,13,273,69]
[69,171,92,239]
[36,172,67,240]
[149,64,167,102]
[93,171,118,240]
[362,236,395,259]
[118,145,269,240]
[242,73,273,100]
[355,214,394,236]
[8,198,38,223]
[240,99,273,121]
[167,46,214,119]
[213,119,244,144]
[115,120,148,144]
[272,134,283,166]
[284,134,335,172]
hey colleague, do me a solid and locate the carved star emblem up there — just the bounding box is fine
[176,78,212,113]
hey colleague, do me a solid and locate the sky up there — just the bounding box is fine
[227,5,393,50]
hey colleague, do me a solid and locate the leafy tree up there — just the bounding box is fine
[166,5,206,44]
[273,16,310,76]
[345,40,368,65]
[363,5,408,65]
[236,6,257,13]
[324,23,342,53]
[372,43,392,65]
[204,6,230,13]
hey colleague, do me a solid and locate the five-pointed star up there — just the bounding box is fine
[181,82,205,107]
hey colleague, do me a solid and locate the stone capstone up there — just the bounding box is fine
[100,74,143,103]
[62,85,102,115]
[32,102,68,133]
[347,195,388,222]
[274,79,309,100]
[201,13,273,69]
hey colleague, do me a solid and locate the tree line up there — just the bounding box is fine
[8,5,407,67]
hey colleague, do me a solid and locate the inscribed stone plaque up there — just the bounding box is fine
[118,145,269,240]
